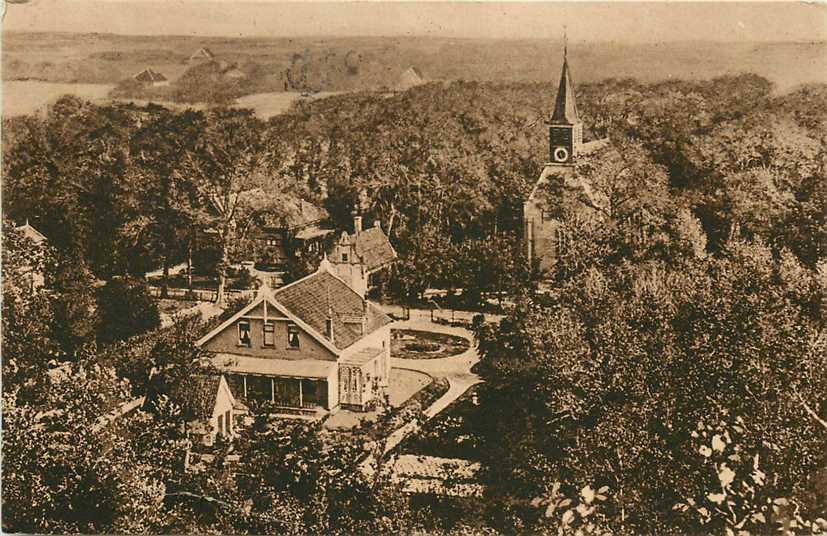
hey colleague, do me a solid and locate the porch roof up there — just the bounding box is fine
[212,353,335,379]
[294,225,334,240]
[340,346,383,366]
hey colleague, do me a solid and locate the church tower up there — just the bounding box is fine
[546,40,583,165]
[524,37,590,275]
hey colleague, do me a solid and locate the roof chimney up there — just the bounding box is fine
[353,213,363,234]
[374,220,381,229]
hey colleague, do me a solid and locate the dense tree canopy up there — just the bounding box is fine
[2,73,825,533]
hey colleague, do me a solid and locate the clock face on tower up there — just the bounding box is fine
[553,146,570,163]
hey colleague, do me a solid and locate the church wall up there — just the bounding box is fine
[524,197,562,275]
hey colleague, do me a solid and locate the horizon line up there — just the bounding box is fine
[5,29,826,46]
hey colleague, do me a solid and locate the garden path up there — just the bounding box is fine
[382,319,482,453]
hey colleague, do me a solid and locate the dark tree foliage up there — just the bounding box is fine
[472,232,826,534]
[2,73,825,533]
[95,277,161,346]
[46,249,99,358]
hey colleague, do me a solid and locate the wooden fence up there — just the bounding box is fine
[148,286,253,302]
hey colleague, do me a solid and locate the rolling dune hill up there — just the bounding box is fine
[3,32,825,117]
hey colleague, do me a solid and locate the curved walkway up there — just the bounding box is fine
[382,319,482,453]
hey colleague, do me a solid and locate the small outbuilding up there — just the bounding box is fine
[133,68,169,87]
[189,47,216,63]
[397,67,425,91]
[168,374,239,447]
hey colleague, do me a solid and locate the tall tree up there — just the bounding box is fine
[184,108,285,305]
[123,108,202,292]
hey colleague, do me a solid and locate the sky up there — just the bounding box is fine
[3,1,826,43]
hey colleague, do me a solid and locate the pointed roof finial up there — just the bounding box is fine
[564,25,568,60]
[318,252,333,273]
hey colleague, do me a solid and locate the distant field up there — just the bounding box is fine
[234,91,342,119]
[2,81,113,117]
[0,81,346,119]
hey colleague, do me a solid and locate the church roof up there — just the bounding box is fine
[550,55,579,125]
[526,139,611,202]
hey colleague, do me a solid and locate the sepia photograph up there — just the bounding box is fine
[1,0,826,534]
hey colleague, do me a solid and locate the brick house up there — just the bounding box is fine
[523,48,609,273]
[329,214,397,298]
[196,258,392,414]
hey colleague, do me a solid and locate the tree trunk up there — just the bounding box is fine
[216,241,229,307]
[387,204,397,239]
[187,226,194,290]
[161,254,170,299]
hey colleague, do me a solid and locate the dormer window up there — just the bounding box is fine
[341,252,349,263]
[238,320,251,347]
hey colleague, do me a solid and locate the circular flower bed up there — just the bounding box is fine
[404,341,442,353]
[391,329,470,360]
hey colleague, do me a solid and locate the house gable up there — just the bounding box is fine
[212,376,236,419]
[196,291,340,360]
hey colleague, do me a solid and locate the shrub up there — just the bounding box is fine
[96,277,160,346]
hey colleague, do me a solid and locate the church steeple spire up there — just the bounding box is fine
[546,30,583,165]
[550,32,579,125]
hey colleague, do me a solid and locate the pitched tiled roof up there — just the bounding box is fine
[294,225,333,240]
[15,222,47,244]
[340,346,382,365]
[134,68,167,83]
[274,270,391,350]
[342,227,397,272]
[258,198,329,231]
[286,200,329,229]
[168,375,220,420]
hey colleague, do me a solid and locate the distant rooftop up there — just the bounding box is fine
[15,221,47,244]
[133,68,167,83]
